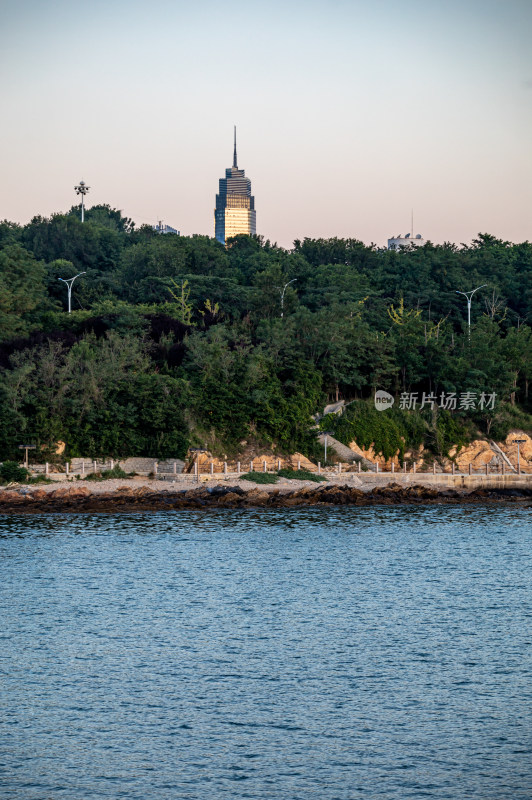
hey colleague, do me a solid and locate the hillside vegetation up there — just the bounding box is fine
[0,205,531,462]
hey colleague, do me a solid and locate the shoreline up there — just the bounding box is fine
[0,477,531,513]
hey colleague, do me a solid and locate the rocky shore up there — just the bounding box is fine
[0,481,531,513]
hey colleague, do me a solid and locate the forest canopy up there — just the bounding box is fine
[0,205,531,461]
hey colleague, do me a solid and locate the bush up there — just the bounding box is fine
[485,403,532,442]
[85,472,103,481]
[0,461,29,483]
[277,468,326,482]
[84,465,129,481]
[27,474,54,484]
[240,471,279,484]
[101,465,128,479]
[329,401,410,461]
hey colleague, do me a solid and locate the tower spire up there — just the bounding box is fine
[233,125,238,169]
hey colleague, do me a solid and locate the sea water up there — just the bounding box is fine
[1,505,531,799]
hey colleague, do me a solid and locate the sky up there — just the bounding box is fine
[1,0,531,248]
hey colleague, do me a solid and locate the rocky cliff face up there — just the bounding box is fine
[186,450,316,473]
[347,431,532,473]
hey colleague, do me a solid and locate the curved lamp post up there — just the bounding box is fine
[456,284,487,339]
[58,272,86,313]
[280,279,297,318]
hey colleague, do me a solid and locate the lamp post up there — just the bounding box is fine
[456,285,487,339]
[74,180,90,222]
[512,438,527,474]
[280,279,297,318]
[58,273,86,313]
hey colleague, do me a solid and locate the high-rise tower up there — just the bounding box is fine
[214,128,256,245]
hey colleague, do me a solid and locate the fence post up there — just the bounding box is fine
[391,461,394,473]
[195,461,199,482]
[433,462,436,475]
[502,460,505,475]
[65,462,69,476]
[210,461,214,475]
[318,461,321,474]
[403,462,406,473]
[250,461,253,473]
[485,464,488,475]
[82,460,85,476]
[263,460,267,473]
[413,463,416,474]
[278,459,281,471]
[45,462,49,476]
[452,462,455,475]
[224,461,227,475]
[173,462,177,475]
[237,461,241,475]
[358,461,361,473]
[298,459,301,471]
[110,459,114,470]
[468,463,472,475]
[338,462,342,474]
[154,461,158,476]
[93,460,97,474]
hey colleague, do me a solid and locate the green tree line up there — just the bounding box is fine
[0,205,531,461]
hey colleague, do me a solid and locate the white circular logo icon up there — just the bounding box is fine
[374,390,394,411]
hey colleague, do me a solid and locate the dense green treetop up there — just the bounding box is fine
[0,204,530,459]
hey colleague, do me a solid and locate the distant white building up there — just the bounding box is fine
[153,221,179,235]
[387,233,424,251]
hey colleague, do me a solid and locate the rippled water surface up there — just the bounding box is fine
[1,505,531,799]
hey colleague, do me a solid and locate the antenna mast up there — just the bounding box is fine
[233,125,238,169]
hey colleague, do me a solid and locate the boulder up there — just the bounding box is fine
[218,492,244,505]
[49,487,92,500]
[29,489,48,501]
[0,490,25,505]
[242,489,270,505]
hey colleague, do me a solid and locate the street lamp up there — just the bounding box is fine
[58,273,86,313]
[512,438,527,474]
[456,285,487,339]
[279,279,297,318]
[74,180,90,222]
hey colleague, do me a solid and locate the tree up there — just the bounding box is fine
[0,245,47,340]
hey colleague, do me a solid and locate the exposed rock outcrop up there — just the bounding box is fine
[345,430,532,473]
[0,482,530,513]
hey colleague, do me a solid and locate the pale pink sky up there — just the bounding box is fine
[1,0,531,248]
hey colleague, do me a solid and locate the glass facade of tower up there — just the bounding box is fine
[214,148,256,245]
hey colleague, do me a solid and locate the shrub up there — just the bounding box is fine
[85,472,103,481]
[27,474,54,484]
[240,471,279,484]
[101,465,128,479]
[0,461,29,483]
[329,401,409,461]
